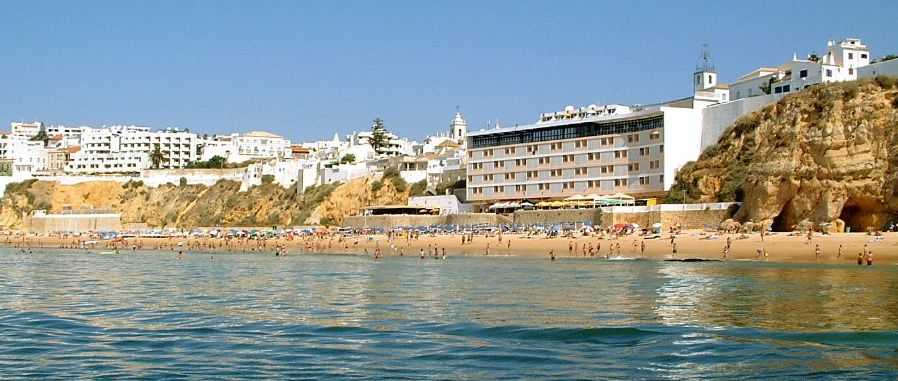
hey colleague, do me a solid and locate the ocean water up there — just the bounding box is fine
[1,249,897,379]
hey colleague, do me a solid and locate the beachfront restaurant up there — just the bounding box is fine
[488,193,636,212]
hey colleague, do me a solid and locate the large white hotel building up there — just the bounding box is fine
[465,104,702,205]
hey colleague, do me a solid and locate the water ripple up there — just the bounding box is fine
[1,249,897,379]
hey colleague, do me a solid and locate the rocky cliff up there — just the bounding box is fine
[670,77,898,231]
[0,175,410,230]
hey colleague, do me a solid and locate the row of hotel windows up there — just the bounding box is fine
[470,148,662,170]
[474,161,661,181]
[469,176,663,194]
[470,115,664,149]
[480,130,661,157]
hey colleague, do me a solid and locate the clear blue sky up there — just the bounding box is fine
[2,1,897,142]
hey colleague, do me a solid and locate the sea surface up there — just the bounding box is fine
[1,248,897,380]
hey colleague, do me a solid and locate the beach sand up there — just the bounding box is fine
[3,230,895,264]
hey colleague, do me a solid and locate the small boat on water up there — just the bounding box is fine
[99,250,120,255]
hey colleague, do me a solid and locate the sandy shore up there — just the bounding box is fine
[2,230,895,264]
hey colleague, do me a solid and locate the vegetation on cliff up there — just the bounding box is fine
[0,172,411,230]
[668,76,898,231]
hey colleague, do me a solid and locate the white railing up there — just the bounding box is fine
[600,202,740,214]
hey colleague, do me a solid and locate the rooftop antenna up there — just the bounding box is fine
[697,43,716,72]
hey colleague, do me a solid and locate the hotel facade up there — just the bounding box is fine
[465,105,702,206]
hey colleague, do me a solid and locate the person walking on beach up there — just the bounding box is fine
[806,229,813,244]
[442,248,447,260]
[640,240,645,256]
[815,244,820,261]
[757,247,763,259]
[722,245,729,261]
[550,249,555,261]
[568,241,574,256]
[672,242,678,258]
[485,243,490,256]
[867,251,874,266]
[420,248,425,259]
[837,244,843,259]
[858,252,864,265]
[632,239,638,252]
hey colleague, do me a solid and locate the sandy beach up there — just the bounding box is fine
[2,230,895,264]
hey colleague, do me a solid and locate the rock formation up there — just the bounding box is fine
[670,77,898,231]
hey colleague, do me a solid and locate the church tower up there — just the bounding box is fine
[694,43,717,92]
[450,110,467,145]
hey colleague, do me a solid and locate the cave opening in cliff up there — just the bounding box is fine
[771,212,790,232]
[839,204,863,232]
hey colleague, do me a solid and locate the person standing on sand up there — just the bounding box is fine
[858,252,863,265]
[815,244,820,261]
[838,244,843,259]
[806,229,813,244]
[420,248,425,259]
[867,251,873,266]
[569,241,574,255]
[722,245,729,261]
[507,239,511,254]
[632,239,638,252]
[485,243,490,256]
[442,248,447,259]
[550,249,555,261]
[757,247,763,259]
[640,240,645,256]
[672,242,678,258]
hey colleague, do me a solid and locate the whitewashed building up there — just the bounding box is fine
[729,38,872,101]
[0,135,48,174]
[201,131,291,163]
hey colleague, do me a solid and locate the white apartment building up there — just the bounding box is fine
[66,126,200,174]
[201,131,291,163]
[0,135,48,174]
[348,130,416,157]
[10,122,42,138]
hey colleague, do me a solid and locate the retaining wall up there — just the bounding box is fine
[342,213,500,228]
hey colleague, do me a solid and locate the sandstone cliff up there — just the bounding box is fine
[0,174,410,230]
[670,77,898,231]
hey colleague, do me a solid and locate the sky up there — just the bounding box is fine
[2,1,898,142]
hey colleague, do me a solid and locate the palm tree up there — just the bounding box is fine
[150,145,164,169]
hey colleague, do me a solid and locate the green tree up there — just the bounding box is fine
[29,122,48,144]
[882,54,898,62]
[369,118,389,154]
[150,145,164,169]
[179,177,188,187]
[207,155,225,169]
[340,153,356,164]
[261,174,275,184]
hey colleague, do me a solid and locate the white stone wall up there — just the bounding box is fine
[660,107,703,190]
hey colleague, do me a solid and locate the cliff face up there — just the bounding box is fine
[671,78,898,231]
[0,175,410,230]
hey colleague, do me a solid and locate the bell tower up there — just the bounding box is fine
[694,43,717,91]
